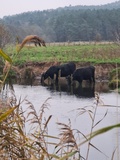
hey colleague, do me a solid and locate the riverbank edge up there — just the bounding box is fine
[11,62,120,81]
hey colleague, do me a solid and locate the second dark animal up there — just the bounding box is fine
[72,66,95,85]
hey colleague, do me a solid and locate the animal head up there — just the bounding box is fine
[41,39,46,47]
[41,72,48,81]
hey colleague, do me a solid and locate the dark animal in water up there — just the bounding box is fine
[41,62,76,83]
[58,62,76,77]
[72,66,95,84]
[41,65,59,83]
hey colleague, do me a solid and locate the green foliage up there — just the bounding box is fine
[80,123,120,145]
[0,49,12,84]
[109,67,120,79]
[109,79,120,88]
[109,67,120,88]
[2,3,120,42]
[0,49,12,63]
[0,106,17,123]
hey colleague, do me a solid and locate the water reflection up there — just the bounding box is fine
[41,77,111,98]
[13,76,110,98]
[13,76,111,98]
[11,76,111,99]
[43,82,95,98]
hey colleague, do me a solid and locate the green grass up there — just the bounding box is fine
[5,43,120,66]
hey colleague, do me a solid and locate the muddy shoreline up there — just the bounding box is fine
[12,62,119,81]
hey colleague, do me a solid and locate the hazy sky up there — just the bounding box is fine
[0,0,118,18]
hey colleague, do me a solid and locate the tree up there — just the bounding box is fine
[0,24,11,49]
[94,32,102,42]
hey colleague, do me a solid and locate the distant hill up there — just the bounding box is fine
[60,0,120,10]
[1,0,120,43]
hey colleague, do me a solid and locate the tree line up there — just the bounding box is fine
[0,1,120,44]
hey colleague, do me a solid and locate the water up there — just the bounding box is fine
[7,81,120,160]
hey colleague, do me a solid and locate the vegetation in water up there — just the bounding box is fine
[109,67,120,88]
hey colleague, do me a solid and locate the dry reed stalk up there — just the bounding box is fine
[2,61,12,84]
[26,98,52,159]
[0,91,29,159]
[18,35,46,53]
[3,61,11,75]
[57,122,78,150]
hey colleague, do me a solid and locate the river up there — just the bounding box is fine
[6,80,120,160]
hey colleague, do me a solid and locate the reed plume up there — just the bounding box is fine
[17,35,46,53]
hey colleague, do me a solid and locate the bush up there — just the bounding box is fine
[109,67,120,88]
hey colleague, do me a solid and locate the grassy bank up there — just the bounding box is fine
[5,43,120,66]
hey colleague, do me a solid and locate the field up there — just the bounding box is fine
[5,42,120,66]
